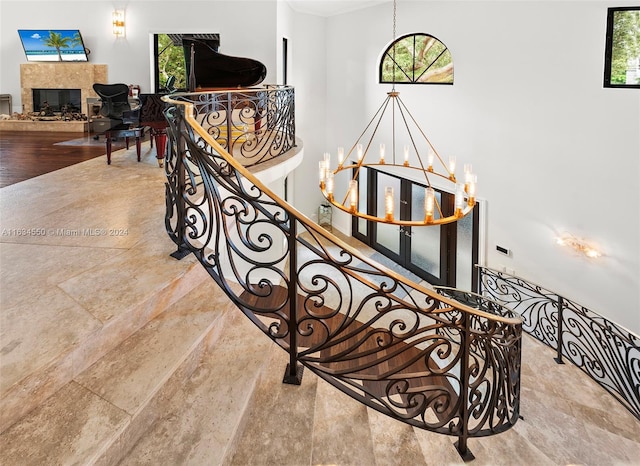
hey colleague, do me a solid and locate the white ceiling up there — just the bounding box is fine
[286,0,390,17]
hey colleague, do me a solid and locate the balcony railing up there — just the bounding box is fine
[477,265,640,421]
[162,90,523,461]
[169,85,295,167]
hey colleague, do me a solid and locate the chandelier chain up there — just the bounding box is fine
[393,0,397,40]
[392,0,397,90]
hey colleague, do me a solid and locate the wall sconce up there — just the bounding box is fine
[112,10,125,37]
[555,234,602,259]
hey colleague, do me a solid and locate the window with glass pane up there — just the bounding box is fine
[154,33,220,93]
[379,33,453,84]
[455,208,474,290]
[603,7,640,88]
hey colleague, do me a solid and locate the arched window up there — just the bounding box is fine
[379,33,453,84]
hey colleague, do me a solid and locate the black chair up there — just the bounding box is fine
[93,83,145,164]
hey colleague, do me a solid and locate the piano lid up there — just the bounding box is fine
[167,33,219,47]
[183,38,267,90]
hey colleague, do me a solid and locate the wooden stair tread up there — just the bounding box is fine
[238,284,458,421]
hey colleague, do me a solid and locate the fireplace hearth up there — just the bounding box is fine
[0,63,109,131]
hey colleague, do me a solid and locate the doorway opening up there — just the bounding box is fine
[352,167,479,290]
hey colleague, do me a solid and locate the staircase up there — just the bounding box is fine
[1,114,638,465]
[164,90,525,460]
[2,274,637,465]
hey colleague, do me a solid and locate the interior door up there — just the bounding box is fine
[355,167,478,290]
[373,172,402,261]
[371,171,453,285]
[404,183,452,285]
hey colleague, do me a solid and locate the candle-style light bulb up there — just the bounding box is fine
[467,174,477,206]
[357,144,364,162]
[454,183,465,215]
[322,153,331,189]
[464,163,475,194]
[349,180,358,212]
[448,156,457,180]
[403,145,409,166]
[326,173,334,201]
[384,186,394,221]
[424,187,435,222]
[380,143,385,164]
[464,163,473,181]
[319,161,326,187]
[337,147,344,167]
[427,149,435,171]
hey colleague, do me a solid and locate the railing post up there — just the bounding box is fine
[226,92,233,155]
[283,217,304,385]
[169,106,191,260]
[455,312,475,462]
[554,296,565,364]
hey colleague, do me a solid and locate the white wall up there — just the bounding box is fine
[0,0,278,105]
[325,0,640,334]
[289,10,328,221]
[0,0,638,334]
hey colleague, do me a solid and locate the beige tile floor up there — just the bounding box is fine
[1,143,639,465]
[0,144,203,431]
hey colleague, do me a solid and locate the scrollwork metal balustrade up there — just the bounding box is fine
[477,266,640,421]
[162,89,523,461]
[170,85,295,167]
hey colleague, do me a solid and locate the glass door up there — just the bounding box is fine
[354,167,479,290]
[353,167,369,240]
[453,204,479,291]
[405,183,451,285]
[373,172,402,260]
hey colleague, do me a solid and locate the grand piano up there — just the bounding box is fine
[135,36,268,166]
[138,93,170,166]
[182,37,267,90]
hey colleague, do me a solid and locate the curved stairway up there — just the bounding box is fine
[0,143,638,465]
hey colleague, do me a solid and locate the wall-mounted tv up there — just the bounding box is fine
[17,29,89,62]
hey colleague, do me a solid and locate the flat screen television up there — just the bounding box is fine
[17,29,89,62]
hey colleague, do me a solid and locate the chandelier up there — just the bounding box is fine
[318,1,477,227]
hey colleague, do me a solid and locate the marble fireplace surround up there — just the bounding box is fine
[20,63,107,115]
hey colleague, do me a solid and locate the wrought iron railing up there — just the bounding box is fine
[162,90,523,461]
[168,85,295,167]
[477,265,640,421]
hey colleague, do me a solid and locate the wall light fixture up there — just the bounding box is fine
[556,234,602,259]
[112,10,125,37]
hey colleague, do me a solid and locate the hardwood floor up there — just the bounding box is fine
[0,131,126,188]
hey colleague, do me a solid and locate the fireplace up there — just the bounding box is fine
[20,63,107,116]
[0,63,109,131]
[32,88,81,113]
